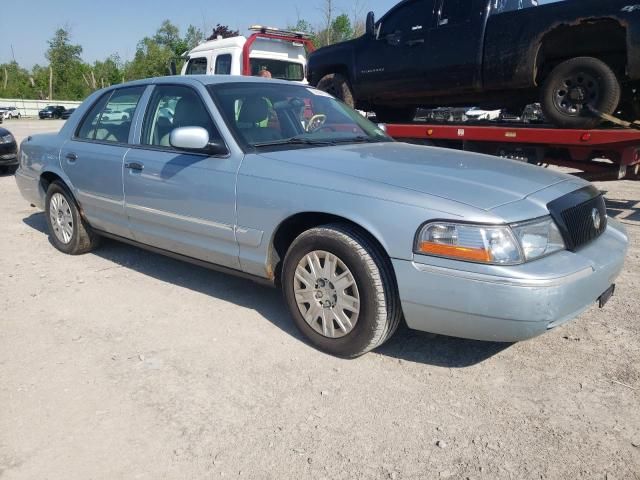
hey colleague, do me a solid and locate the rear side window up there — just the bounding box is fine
[76,86,145,143]
[439,0,472,26]
[185,57,208,75]
[215,54,232,75]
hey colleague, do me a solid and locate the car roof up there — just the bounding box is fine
[97,75,301,94]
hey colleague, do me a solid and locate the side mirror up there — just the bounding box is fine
[170,127,228,156]
[366,12,376,37]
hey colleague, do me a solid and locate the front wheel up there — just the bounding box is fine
[282,224,402,358]
[316,73,355,108]
[45,181,100,255]
[541,57,621,129]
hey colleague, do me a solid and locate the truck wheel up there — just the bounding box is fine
[541,57,621,129]
[282,223,402,358]
[316,73,355,108]
[374,106,417,123]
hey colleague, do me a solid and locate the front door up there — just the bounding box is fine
[422,0,486,95]
[60,86,146,237]
[356,0,434,103]
[123,84,241,269]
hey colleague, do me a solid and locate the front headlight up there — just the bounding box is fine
[415,217,566,265]
[0,134,14,144]
[511,217,565,262]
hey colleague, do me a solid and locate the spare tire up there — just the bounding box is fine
[316,73,355,108]
[541,57,621,129]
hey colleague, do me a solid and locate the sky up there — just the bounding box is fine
[0,0,558,68]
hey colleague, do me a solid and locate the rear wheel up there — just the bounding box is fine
[45,181,100,255]
[282,224,402,358]
[316,73,355,108]
[373,106,417,123]
[541,57,621,129]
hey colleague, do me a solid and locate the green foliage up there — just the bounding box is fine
[0,21,206,101]
[206,24,240,41]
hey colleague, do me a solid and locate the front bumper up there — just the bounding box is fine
[393,219,628,342]
[0,145,18,165]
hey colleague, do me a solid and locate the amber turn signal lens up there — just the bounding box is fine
[418,242,492,262]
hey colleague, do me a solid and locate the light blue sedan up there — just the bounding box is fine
[15,76,628,357]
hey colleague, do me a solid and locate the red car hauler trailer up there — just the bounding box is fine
[384,123,640,181]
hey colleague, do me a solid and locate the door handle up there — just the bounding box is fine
[405,39,425,46]
[125,162,144,171]
[65,153,78,162]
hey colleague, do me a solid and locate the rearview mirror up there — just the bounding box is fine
[170,127,228,156]
[366,12,376,37]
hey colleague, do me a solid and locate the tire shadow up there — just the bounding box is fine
[22,211,510,367]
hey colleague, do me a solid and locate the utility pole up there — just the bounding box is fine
[10,45,16,63]
[49,67,53,100]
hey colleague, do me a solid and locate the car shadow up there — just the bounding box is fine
[605,198,640,222]
[22,211,510,367]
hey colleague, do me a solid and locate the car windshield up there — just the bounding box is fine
[45,107,55,111]
[209,82,392,149]
[249,59,305,81]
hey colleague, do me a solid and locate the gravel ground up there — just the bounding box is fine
[1,120,639,479]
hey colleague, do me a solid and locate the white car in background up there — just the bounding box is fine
[0,107,22,120]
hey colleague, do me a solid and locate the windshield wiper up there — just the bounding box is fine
[333,135,388,144]
[253,136,336,148]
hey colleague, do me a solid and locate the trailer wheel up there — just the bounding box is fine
[316,73,355,108]
[541,57,621,129]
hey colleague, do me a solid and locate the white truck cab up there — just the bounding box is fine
[181,26,314,83]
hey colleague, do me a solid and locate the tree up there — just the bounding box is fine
[206,24,240,41]
[184,25,205,50]
[330,14,353,43]
[153,20,189,56]
[45,27,87,99]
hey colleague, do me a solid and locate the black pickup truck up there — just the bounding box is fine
[308,0,640,128]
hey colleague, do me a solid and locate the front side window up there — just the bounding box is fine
[76,86,145,143]
[378,0,423,37]
[215,54,232,75]
[142,84,221,149]
[439,0,472,26]
[249,59,304,81]
[209,82,391,149]
[185,57,208,75]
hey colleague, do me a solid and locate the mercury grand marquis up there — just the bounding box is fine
[15,76,628,357]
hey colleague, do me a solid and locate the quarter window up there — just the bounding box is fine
[141,85,222,149]
[76,86,145,143]
[185,57,208,75]
[215,54,232,75]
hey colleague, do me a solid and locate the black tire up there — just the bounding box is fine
[282,223,402,358]
[541,57,621,129]
[5,165,18,175]
[373,106,417,123]
[45,181,99,255]
[316,73,355,108]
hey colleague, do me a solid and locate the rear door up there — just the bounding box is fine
[356,0,435,102]
[422,0,487,94]
[122,83,241,269]
[60,86,146,238]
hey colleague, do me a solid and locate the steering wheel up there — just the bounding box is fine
[306,114,327,133]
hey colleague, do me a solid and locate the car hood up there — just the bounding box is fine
[257,142,579,211]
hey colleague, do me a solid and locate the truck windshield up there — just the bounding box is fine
[209,82,392,150]
[491,0,539,14]
[249,59,304,81]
